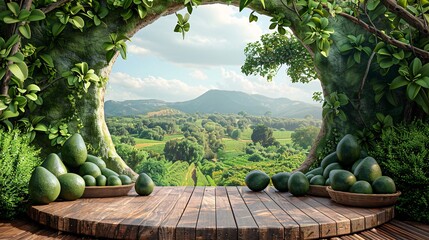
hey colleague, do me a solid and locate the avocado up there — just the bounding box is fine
[41,153,67,177]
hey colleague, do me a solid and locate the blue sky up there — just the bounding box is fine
[105,4,322,104]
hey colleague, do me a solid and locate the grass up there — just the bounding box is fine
[240,128,293,144]
[134,134,183,153]
[135,129,293,155]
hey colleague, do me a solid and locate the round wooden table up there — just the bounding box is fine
[28,186,395,240]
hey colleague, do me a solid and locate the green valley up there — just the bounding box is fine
[107,112,320,186]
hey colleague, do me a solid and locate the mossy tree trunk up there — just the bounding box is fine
[38,0,390,175]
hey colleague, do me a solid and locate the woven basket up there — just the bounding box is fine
[307,185,330,197]
[82,184,134,198]
[327,186,401,207]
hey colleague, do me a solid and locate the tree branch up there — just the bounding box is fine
[40,0,72,14]
[338,12,429,59]
[380,0,429,36]
[1,0,33,96]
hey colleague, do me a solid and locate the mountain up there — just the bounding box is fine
[104,90,322,119]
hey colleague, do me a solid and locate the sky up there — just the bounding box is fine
[105,4,322,104]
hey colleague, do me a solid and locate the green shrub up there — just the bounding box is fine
[0,129,42,219]
[369,120,429,223]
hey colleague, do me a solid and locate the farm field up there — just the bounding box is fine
[107,113,317,186]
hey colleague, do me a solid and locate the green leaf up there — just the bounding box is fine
[278,26,286,35]
[392,51,404,60]
[259,0,265,9]
[143,0,154,7]
[8,63,28,81]
[26,93,38,101]
[137,5,147,19]
[70,16,85,29]
[0,100,7,111]
[379,58,394,68]
[52,23,65,37]
[0,110,19,120]
[320,18,329,29]
[94,15,101,26]
[27,84,41,92]
[28,9,45,21]
[19,24,31,39]
[239,0,253,11]
[3,16,20,24]
[420,63,429,75]
[0,68,6,80]
[338,43,353,52]
[6,54,24,63]
[367,0,380,11]
[6,2,20,16]
[34,123,48,132]
[411,58,422,76]
[375,113,384,122]
[377,48,391,56]
[40,54,54,67]
[415,90,429,114]
[390,76,408,89]
[18,9,31,21]
[353,52,361,63]
[416,77,429,88]
[106,50,115,62]
[407,83,421,100]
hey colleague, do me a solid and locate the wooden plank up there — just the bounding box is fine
[266,187,319,239]
[59,193,137,236]
[196,187,216,240]
[137,187,187,240]
[310,196,365,233]
[158,186,194,240]
[47,198,97,232]
[29,200,82,228]
[391,220,429,238]
[238,186,284,240]
[257,188,300,240]
[88,189,158,238]
[342,205,379,229]
[370,227,402,240]
[112,187,174,239]
[281,192,337,238]
[176,186,205,240]
[301,196,351,235]
[76,194,138,236]
[226,186,258,240]
[0,219,39,239]
[382,221,429,240]
[404,220,429,232]
[215,187,237,240]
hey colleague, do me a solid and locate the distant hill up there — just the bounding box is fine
[104,90,322,119]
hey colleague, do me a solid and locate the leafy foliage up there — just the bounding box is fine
[369,120,429,223]
[291,125,319,149]
[164,138,204,163]
[0,129,42,219]
[251,124,277,147]
[242,32,316,83]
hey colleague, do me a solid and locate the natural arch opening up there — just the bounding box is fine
[103,4,323,185]
[35,0,332,177]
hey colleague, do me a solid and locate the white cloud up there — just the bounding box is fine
[189,69,208,80]
[217,68,321,104]
[128,44,150,55]
[127,4,268,66]
[105,72,209,102]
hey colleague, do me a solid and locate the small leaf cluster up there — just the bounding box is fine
[322,91,349,123]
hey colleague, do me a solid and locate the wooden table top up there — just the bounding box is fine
[28,186,395,240]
